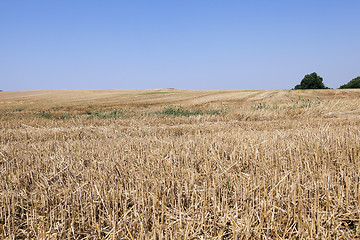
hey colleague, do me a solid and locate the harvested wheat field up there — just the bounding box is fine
[1,89,360,239]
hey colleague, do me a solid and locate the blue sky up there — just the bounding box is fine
[1,1,359,91]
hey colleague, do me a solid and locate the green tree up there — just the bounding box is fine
[294,72,328,89]
[339,76,360,89]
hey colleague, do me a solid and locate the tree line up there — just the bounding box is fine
[294,73,360,90]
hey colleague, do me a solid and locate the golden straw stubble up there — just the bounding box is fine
[0,89,360,239]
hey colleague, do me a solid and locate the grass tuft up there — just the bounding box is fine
[158,106,203,116]
[85,109,132,119]
[36,111,53,119]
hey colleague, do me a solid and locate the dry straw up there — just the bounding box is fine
[0,89,360,239]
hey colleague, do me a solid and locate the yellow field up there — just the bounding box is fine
[1,89,360,239]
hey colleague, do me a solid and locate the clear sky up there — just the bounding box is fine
[1,1,359,91]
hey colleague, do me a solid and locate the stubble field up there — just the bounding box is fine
[1,89,360,239]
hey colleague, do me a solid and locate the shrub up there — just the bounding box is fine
[294,72,328,89]
[339,76,360,89]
